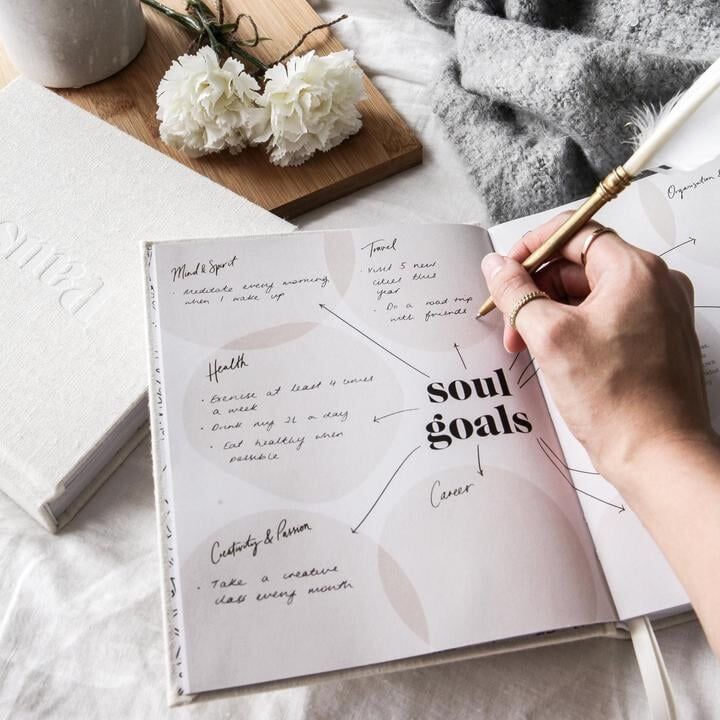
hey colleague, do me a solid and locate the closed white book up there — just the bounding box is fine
[0,77,291,532]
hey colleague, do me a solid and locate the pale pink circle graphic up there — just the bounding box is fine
[638,180,720,268]
[379,464,599,645]
[180,510,425,692]
[325,226,503,354]
[182,324,405,502]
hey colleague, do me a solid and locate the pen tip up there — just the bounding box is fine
[476,298,495,318]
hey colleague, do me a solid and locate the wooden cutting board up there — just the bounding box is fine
[0,1,422,218]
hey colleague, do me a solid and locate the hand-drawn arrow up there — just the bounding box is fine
[659,236,696,257]
[373,408,419,423]
[537,438,625,513]
[320,304,429,378]
[519,366,540,389]
[539,438,599,476]
[351,446,421,533]
[517,356,537,387]
[453,342,467,370]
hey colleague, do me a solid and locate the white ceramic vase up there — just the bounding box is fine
[0,0,146,88]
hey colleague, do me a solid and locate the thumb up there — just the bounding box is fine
[481,253,556,345]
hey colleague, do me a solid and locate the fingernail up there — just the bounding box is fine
[481,253,506,280]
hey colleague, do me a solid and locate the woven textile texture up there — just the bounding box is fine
[407,0,720,222]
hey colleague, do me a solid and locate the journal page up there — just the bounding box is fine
[489,158,720,620]
[145,224,616,695]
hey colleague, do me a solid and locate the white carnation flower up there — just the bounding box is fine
[156,46,262,157]
[255,50,366,166]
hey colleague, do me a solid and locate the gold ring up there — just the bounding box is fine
[581,226,615,267]
[508,291,549,328]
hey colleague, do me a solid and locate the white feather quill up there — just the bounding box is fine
[477,55,720,318]
[624,56,720,175]
[626,91,683,152]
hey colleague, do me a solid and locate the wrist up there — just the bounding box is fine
[607,428,720,499]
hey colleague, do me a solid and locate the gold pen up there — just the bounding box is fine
[476,53,720,319]
[476,165,632,318]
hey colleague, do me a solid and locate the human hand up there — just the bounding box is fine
[481,212,715,489]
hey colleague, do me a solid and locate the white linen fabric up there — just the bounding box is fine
[1,0,718,717]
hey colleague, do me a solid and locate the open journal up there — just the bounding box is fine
[143,158,720,703]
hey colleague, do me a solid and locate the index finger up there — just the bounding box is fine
[507,212,630,286]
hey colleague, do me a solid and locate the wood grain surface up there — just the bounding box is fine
[0,1,422,218]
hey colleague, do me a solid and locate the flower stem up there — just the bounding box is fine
[140,0,201,33]
[227,41,268,71]
[141,0,267,70]
[140,0,342,75]
[271,14,348,67]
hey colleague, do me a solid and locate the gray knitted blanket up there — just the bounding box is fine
[408,0,720,223]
